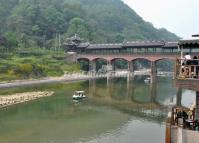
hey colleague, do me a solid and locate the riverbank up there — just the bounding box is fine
[0,74,100,109]
[0,91,54,109]
[0,74,104,89]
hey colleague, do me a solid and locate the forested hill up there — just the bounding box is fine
[0,0,179,48]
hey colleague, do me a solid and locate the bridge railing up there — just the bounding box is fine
[63,71,136,78]
[175,58,199,79]
[79,52,182,55]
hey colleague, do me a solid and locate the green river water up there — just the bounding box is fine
[0,77,196,143]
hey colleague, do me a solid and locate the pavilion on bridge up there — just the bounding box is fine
[65,34,179,54]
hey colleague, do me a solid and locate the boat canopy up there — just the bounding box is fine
[75,91,85,94]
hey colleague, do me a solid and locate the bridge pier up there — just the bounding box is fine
[89,79,96,96]
[151,61,157,83]
[150,83,157,103]
[127,79,134,99]
[176,88,182,107]
[107,61,113,83]
[111,60,116,71]
[107,75,114,89]
[89,60,96,76]
[127,61,134,81]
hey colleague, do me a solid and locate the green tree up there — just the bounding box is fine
[67,17,90,40]
[4,32,18,47]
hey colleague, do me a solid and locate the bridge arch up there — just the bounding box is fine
[91,58,109,72]
[131,58,151,71]
[111,58,130,62]
[92,58,108,62]
[154,58,175,63]
[111,58,130,70]
[155,58,174,72]
[77,57,90,62]
[77,58,90,71]
[131,58,152,62]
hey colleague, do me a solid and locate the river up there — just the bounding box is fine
[0,77,196,143]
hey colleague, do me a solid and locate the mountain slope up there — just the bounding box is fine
[0,0,179,48]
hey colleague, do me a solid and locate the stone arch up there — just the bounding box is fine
[131,58,151,62]
[92,58,109,63]
[77,58,90,71]
[154,58,174,63]
[77,57,90,62]
[91,58,109,72]
[111,58,130,70]
[111,58,130,62]
[131,58,151,71]
[154,58,174,73]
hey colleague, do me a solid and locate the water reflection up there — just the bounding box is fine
[89,77,176,105]
[88,77,177,124]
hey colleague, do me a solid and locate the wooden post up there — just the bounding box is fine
[89,60,96,76]
[176,88,182,107]
[127,61,134,81]
[107,61,112,83]
[165,116,171,143]
[150,83,157,103]
[151,61,157,83]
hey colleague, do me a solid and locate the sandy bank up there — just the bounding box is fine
[0,91,54,108]
[0,74,104,89]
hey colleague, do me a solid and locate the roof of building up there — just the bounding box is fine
[123,41,165,47]
[179,38,199,45]
[163,42,178,48]
[75,41,178,50]
[67,34,82,42]
[78,43,90,48]
[86,43,123,49]
[65,35,179,50]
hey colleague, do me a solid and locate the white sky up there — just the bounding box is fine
[122,0,199,38]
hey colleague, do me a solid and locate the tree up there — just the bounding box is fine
[4,32,18,47]
[67,17,90,40]
[0,36,8,47]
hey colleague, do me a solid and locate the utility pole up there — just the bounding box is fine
[55,33,57,53]
[43,35,46,50]
[59,33,61,55]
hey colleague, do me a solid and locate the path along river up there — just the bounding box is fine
[0,77,196,143]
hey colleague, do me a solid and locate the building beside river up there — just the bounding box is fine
[166,37,199,143]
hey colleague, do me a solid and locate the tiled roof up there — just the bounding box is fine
[123,41,164,47]
[163,42,178,48]
[85,43,123,49]
[179,39,199,45]
[78,43,90,48]
[75,41,179,50]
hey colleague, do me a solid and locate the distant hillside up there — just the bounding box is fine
[0,0,179,48]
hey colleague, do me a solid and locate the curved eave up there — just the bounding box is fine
[123,42,164,48]
[86,44,123,50]
[179,39,199,46]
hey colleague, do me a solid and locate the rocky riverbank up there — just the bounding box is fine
[0,91,54,108]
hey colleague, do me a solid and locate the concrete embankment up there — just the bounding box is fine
[0,75,104,89]
[0,91,54,109]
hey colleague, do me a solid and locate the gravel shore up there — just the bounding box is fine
[0,91,54,108]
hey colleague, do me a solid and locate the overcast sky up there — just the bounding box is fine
[122,0,199,38]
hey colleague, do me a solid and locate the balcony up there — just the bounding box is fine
[175,59,199,91]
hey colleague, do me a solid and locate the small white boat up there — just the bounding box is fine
[72,91,86,100]
[144,77,151,83]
